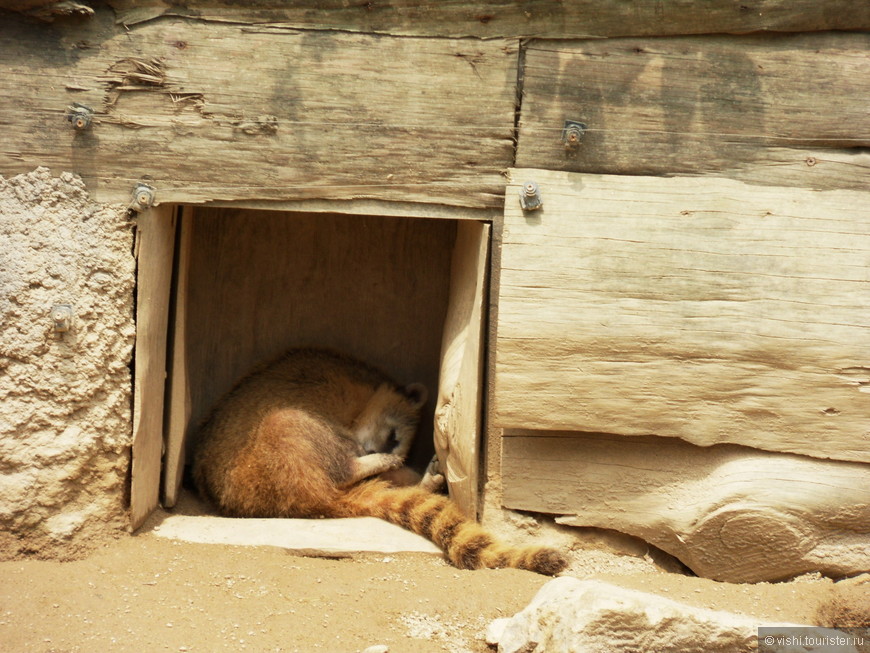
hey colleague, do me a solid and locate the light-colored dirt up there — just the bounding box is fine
[0,513,843,653]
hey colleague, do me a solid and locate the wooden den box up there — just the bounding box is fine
[131,205,490,529]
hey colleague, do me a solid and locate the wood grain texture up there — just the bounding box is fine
[0,10,516,208]
[494,169,870,463]
[176,208,456,475]
[516,33,870,192]
[502,432,870,583]
[0,1,93,19]
[0,1,49,9]
[162,210,192,509]
[130,204,176,529]
[434,221,490,518]
[103,0,870,37]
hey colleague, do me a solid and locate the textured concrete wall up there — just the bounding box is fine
[0,168,136,559]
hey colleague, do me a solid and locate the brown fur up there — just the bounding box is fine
[193,347,567,575]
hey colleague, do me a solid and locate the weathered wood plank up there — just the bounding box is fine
[517,33,870,192]
[502,431,870,583]
[494,169,870,463]
[434,221,490,518]
[0,11,517,209]
[0,1,47,9]
[162,209,193,509]
[130,204,176,530]
[102,0,870,37]
[0,1,93,19]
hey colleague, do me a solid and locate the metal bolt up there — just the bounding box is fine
[66,103,94,130]
[519,181,542,211]
[562,120,587,152]
[51,304,73,333]
[129,183,156,212]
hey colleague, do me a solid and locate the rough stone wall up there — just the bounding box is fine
[0,167,136,559]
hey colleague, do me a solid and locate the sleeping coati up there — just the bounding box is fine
[192,347,567,575]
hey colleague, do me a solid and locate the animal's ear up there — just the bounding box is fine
[403,383,428,409]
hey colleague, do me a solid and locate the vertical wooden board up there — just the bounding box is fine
[130,204,176,529]
[516,33,870,191]
[162,208,192,508]
[434,221,490,518]
[180,208,456,472]
[493,169,870,464]
[0,13,518,208]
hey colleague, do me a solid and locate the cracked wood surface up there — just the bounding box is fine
[502,431,870,583]
[433,221,490,518]
[6,0,870,34]
[0,10,517,208]
[104,1,870,37]
[494,169,870,463]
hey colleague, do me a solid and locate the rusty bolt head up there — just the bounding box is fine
[561,120,587,152]
[67,103,94,130]
[51,304,73,333]
[519,181,543,211]
[130,183,156,212]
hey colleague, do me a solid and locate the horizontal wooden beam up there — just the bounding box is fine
[101,1,870,38]
[516,33,870,191]
[0,11,517,209]
[502,431,870,583]
[494,170,870,463]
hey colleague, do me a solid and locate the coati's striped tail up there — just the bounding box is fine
[334,480,568,576]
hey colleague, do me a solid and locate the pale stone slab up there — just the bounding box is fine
[151,514,441,556]
[488,578,854,653]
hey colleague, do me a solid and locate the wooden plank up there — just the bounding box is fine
[0,0,93,17]
[0,10,517,209]
[103,0,870,37]
[434,221,490,518]
[494,169,870,463]
[130,204,176,529]
[482,199,509,520]
[0,1,49,9]
[204,198,500,223]
[181,208,455,473]
[162,208,192,509]
[502,431,870,583]
[517,33,870,192]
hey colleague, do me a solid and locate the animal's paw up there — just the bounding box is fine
[353,452,406,482]
[378,453,405,471]
[420,454,446,493]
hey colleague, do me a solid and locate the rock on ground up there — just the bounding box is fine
[486,577,836,653]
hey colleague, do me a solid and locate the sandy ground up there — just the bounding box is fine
[1,496,853,653]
